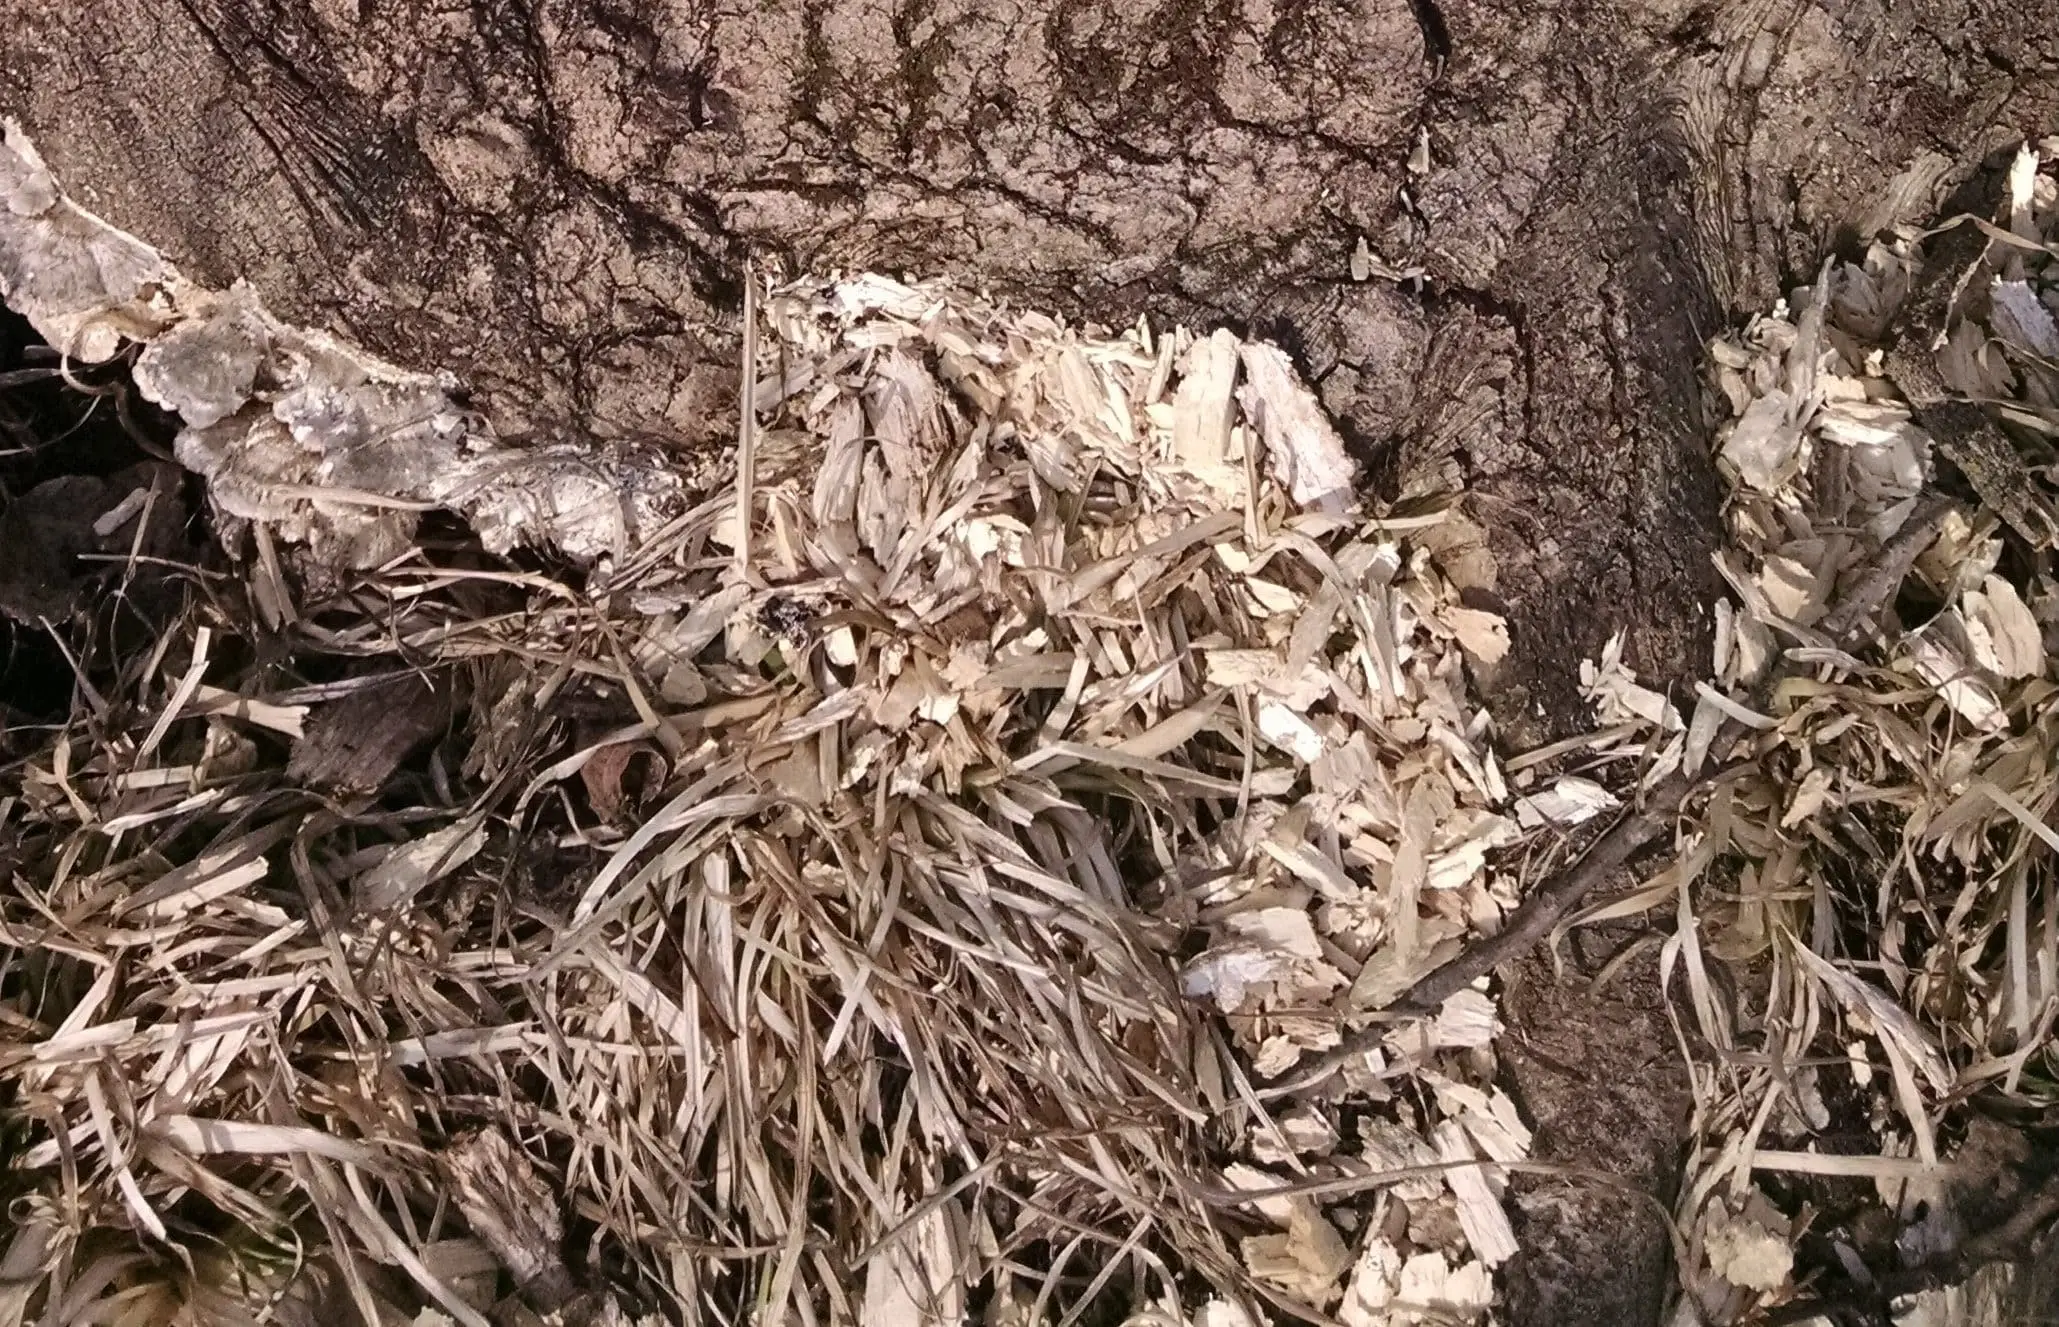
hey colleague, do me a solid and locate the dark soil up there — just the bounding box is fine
[1498,935,1691,1326]
[0,307,191,726]
[6,0,2059,1319]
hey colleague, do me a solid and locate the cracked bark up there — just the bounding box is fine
[5,0,2058,1320]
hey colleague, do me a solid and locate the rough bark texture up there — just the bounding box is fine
[6,0,2059,1320]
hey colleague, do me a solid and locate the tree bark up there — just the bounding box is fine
[5,0,2057,1319]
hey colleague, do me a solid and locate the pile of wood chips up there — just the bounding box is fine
[1644,142,2059,1325]
[0,252,1571,1326]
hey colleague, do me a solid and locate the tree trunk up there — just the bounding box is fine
[5,0,2056,1320]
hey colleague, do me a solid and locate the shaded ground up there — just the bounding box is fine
[0,306,191,729]
[6,0,2059,1319]
[1498,940,1690,1327]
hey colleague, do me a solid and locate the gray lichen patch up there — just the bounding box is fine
[0,122,171,364]
[0,120,686,571]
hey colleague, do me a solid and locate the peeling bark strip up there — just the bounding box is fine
[437,1129,584,1316]
[0,122,684,569]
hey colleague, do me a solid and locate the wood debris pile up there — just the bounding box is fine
[1648,143,2059,1324]
[0,265,1557,1326]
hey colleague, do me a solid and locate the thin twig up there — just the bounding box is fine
[735,258,759,579]
[1268,764,1715,1093]
[1817,494,1955,641]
